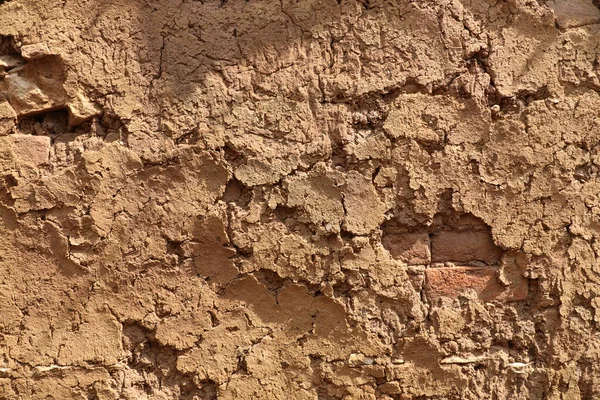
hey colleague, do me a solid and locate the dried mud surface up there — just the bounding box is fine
[1,0,600,398]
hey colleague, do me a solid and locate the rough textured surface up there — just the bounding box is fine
[1,0,600,398]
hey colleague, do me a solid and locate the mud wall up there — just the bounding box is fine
[1,0,600,398]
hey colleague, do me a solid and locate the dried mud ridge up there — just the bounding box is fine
[1,0,600,399]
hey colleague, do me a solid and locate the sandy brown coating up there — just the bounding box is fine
[0,0,600,398]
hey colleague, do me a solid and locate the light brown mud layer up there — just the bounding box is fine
[1,0,600,398]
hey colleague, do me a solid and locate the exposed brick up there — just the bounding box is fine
[378,381,402,395]
[431,230,503,264]
[424,266,528,302]
[382,232,430,265]
[5,134,51,166]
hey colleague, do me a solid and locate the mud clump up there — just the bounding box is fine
[1,0,600,399]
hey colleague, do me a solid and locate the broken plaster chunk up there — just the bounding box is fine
[546,0,600,29]
[5,134,51,166]
[431,307,465,338]
[286,168,344,229]
[68,92,102,126]
[20,42,53,60]
[0,97,17,135]
[342,171,387,235]
[2,56,68,117]
[235,157,291,187]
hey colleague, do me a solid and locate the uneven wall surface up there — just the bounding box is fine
[0,0,600,398]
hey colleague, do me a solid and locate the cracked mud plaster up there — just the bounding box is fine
[1,0,600,399]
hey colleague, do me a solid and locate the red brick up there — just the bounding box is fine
[382,232,430,265]
[424,266,528,302]
[431,231,503,264]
